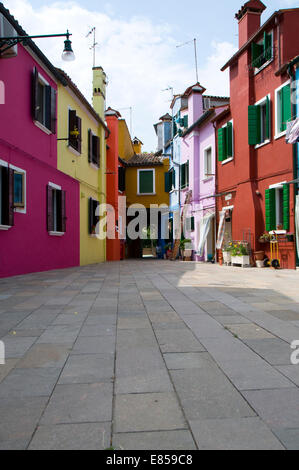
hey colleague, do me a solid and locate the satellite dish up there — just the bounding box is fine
[286,118,299,144]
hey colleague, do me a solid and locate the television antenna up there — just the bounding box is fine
[86,27,98,68]
[176,38,199,83]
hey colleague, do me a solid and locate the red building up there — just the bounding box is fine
[215,1,299,269]
[105,108,126,261]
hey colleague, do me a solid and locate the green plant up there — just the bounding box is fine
[230,242,248,257]
[222,241,233,252]
[179,239,191,250]
[259,232,270,242]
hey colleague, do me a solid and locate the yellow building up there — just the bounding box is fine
[56,67,108,266]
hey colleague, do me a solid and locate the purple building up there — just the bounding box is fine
[179,84,229,261]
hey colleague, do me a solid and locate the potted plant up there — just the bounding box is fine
[222,242,233,264]
[230,242,250,267]
[180,239,192,260]
[259,233,270,243]
[164,243,173,259]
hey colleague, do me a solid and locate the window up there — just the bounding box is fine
[251,31,273,71]
[186,216,195,232]
[275,82,292,137]
[14,172,25,208]
[265,183,289,232]
[47,184,66,234]
[138,169,155,195]
[88,197,100,235]
[88,129,100,166]
[0,163,14,227]
[204,147,212,178]
[118,167,126,192]
[218,121,233,162]
[248,96,270,146]
[68,109,82,153]
[165,168,175,192]
[32,67,56,133]
[180,161,189,189]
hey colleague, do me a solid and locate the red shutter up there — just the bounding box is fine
[8,168,14,227]
[47,185,54,232]
[32,67,39,121]
[50,87,56,134]
[61,190,66,233]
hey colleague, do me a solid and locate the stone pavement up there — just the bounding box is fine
[1,260,299,450]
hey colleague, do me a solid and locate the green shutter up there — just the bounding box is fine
[265,96,270,141]
[281,84,291,132]
[226,122,233,157]
[191,216,195,231]
[139,170,154,194]
[265,188,276,231]
[248,105,261,145]
[173,121,177,136]
[283,184,290,231]
[183,115,188,128]
[180,164,186,189]
[164,172,171,192]
[218,127,227,161]
[251,42,263,68]
[264,32,272,61]
[186,161,189,187]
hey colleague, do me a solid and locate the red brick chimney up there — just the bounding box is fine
[236,1,266,48]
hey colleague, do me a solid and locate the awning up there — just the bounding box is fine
[216,210,226,250]
[197,212,215,256]
[286,118,299,144]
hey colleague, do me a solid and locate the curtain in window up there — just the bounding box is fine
[197,213,214,256]
[216,210,226,249]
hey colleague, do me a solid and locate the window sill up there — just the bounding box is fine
[49,231,65,237]
[221,157,234,165]
[34,120,52,135]
[253,58,273,75]
[202,176,213,182]
[137,193,156,196]
[269,230,286,235]
[274,131,287,141]
[0,224,12,231]
[255,139,270,149]
[68,145,81,157]
[90,162,99,170]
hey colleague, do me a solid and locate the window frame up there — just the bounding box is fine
[68,107,82,155]
[275,80,291,140]
[268,181,287,233]
[10,164,26,213]
[252,30,274,75]
[48,182,65,236]
[137,168,155,195]
[220,119,234,165]
[254,93,271,149]
[203,145,213,180]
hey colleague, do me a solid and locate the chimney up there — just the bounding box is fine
[236,1,266,48]
[92,66,107,119]
[132,137,143,154]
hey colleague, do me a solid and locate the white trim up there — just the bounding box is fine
[269,181,286,189]
[253,30,274,75]
[137,168,155,195]
[68,144,81,157]
[37,71,50,87]
[34,120,52,135]
[275,79,291,139]
[48,182,62,190]
[90,162,99,171]
[0,224,11,231]
[203,145,213,180]
[269,230,286,235]
[10,165,26,214]
[0,159,8,167]
[49,231,65,237]
[254,93,271,148]
[221,157,233,165]
[222,205,234,211]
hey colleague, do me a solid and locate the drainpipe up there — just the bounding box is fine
[213,120,218,262]
[275,15,281,71]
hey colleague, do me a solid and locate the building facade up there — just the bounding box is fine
[0,5,79,278]
[216,1,299,269]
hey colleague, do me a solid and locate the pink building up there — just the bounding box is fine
[0,5,79,278]
[180,84,229,261]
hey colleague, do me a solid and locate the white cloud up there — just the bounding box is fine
[6,0,236,151]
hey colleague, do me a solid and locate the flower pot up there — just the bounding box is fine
[256,260,264,268]
[182,249,192,258]
[231,255,250,267]
[222,251,231,264]
[254,251,264,261]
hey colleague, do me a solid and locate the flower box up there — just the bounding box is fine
[231,255,250,267]
[222,251,231,264]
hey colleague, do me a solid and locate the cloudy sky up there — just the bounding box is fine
[5,0,299,151]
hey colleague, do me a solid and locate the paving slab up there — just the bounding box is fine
[273,428,299,450]
[29,422,111,450]
[163,352,214,370]
[155,328,206,353]
[16,344,70,369]
[226,323,275,339]
[72,336,115,355]
[189,417,284,450]
[276,365,299,386]
[58,353,114,384]
[1,336,37,358]
[112,430,196,450]
[0,367,61,398]
[115,368,173,394]
[37,325,81,344]
[243,338,292,365]
[40,383,113,425]
[114,392,187,433]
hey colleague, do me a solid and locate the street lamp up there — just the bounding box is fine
[0,30,75,61]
